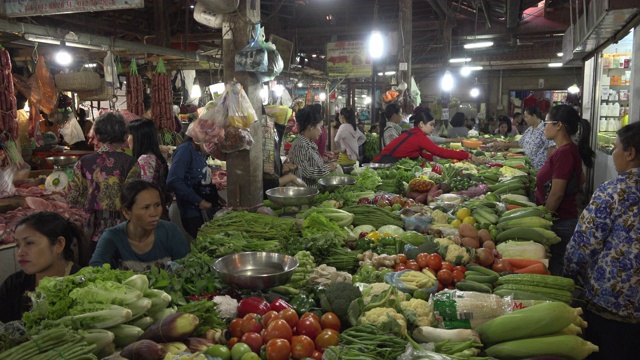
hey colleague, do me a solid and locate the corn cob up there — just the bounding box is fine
[485,334,598,360]
[497,218,553,231]
[492,284,573,304]
[496,274,575,292]
[474,302,581,345]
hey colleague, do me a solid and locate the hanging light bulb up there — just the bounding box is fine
[567,83,580,94]
[319,92,327,101]
[470,87,480,98]
[369,30,384,59]
[440,70,454,92]
[55,48,73,66]
[191,78,202,98]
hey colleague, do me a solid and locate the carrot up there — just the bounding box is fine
[504,258,545,269]
[514,262,549,275]
[505,204,523,211]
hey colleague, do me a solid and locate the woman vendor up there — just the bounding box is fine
[288,105,337,187]
[381,103,403,148]
[334,107,366,172]
[67,112,137,266]
[0,212,83,323]
[373,113,477,164]
[563,122,640,358]
[90,180,189,271]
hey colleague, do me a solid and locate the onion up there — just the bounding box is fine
[482,240,496,250]
[491,258,513,273]
[475,248,495,267]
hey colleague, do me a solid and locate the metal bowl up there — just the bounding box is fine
[265,186,318,207]
[318,175,356,192]
[214,252,299,290]
[45,156,79,167]
[361,163,391,169]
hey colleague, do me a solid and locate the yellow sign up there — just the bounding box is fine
[326,41,372,78]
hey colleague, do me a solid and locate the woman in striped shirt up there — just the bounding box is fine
[288,106,337,187]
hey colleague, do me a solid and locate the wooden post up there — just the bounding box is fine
[153,0,171,47]
[222,0,263,208]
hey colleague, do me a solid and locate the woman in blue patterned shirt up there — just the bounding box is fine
[288,106,337,187]
[564,122,640,359]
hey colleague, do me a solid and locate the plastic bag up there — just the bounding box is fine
[432,290,510,329]
[255,41,284,82]
[203,142,227,161]
[186,119,225,144]
[198,98,228,127]
[0,165,17,198]
[264,105,293,126]
[218,126,254,153]
[226,83,258,129]
[59,117,86,145]
[235,24,268,72]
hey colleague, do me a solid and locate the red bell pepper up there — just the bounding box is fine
[270,298,293,312]
[431,164,443,175]
[237,297,271,317]
[487,163,503,168]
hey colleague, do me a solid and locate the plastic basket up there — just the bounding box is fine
[54,71,101,91]
[76,83,114,101]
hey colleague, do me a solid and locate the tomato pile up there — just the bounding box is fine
[393,253,467,292]
[228,308,342,360]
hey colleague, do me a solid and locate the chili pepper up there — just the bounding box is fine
[270,298,293,312]
[289,295,316,316]
[237,297,271,317]
[431,164,443,175]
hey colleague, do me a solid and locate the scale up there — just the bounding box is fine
[44,156,78,191]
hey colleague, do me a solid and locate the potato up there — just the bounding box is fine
[461,237,480,249]
[482,240,496,250]
[458,223,478,239]
[478,229,492,245]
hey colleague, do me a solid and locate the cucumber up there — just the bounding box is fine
[466,264,500,278]
[455,279,492,293]
[464,274,499,284]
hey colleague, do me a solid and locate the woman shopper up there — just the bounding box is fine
[494,116,514,137]
[373,113,477,164]
[67,111,136,266]
[448,112,469,138]
[90,180,189,271]
[334,107,366,172]
[381,103,403,148]
[563,122,640,359]
[0,212,83,322]
[167,135,220,239]
[490,106,555,170]
[535,104,595,276]
[288,105,337,187]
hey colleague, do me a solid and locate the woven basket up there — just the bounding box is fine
[77,83,114,101]
[54,71,101,92]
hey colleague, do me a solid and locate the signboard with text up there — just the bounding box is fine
[2,0,145,18]
[326,41,372,78]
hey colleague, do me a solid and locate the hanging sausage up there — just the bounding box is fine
[126,59,144,117]
[151,58,173,130]
[0,46,18,140]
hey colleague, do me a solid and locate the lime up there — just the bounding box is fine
[456,208,471,221]
[206,344,231,360]
[240,353,261,360]
[450,219,462,229]
[231,343,253,360]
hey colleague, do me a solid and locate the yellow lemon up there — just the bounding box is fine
[450,219,462,229]
[462,216,477,225]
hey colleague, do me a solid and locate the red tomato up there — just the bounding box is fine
[397,254,407,264]
[279,308,299,329]
[441,261,454,272]
[227,337,239,350]
[310,350,323,360]
[229,318,244,338]
[394,263,407,272]
[452,270,465,284]
[320,312,341,332]
[425,254,443,271]
[290,335,315,359]
[299,312,320,324]
[437,282,444,292]
[295,317,322,340]
[240,332,263,353]
[262,310,279,328]
[437,269,454,285]
[241,314,264,334]
[265,338,291,360]
[264,319,293,343]
[416,253,430,269]
[453,265,467,274]
[314,329,339,351]
[405,260,421,271]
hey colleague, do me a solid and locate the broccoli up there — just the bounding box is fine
[318,282,362,326]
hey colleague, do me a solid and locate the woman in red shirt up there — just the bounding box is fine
[373,113,476,163]
[535,105,595,275]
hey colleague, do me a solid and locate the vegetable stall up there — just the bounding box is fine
[0,148,600,360]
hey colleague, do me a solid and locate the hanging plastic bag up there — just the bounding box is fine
[255,41,284,82]
[203,142,227,161]
[218,126,254,153]
[235,24,268,72]
[199,98,229,127]
[264,105,292,126]
[226,83,258,129]
[58,117,86,145]
[186,119,225,144]
[0,165,17,198]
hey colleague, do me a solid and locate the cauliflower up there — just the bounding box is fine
[361,283,400,305]
[359,307,408,336]
[442,243,470,265]
[431,210,450,224]
[212,295,238,320]
[434,237,455,246]
[400,298,436,327]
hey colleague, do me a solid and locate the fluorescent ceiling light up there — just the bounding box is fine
[464,41,493,49]
[24,34,109,51]
[377,71,396,76]
[548,62,563,67]
[450,58,472,63]
[460,66,483,77]
[557,52,564,57]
